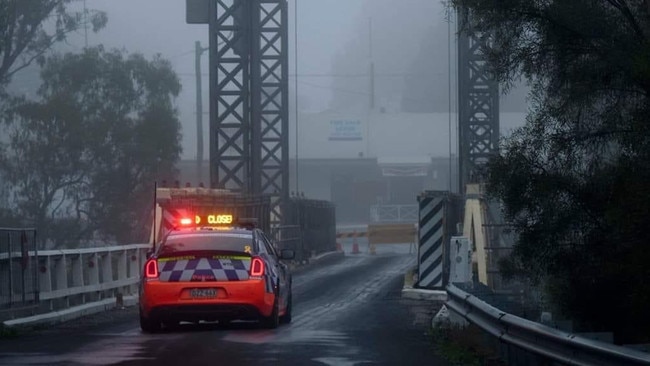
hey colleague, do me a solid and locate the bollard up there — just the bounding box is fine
[116,292,124,309]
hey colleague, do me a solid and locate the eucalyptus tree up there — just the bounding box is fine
[453,0,650,342]
[1,46,182,247]
[0,0,107,88]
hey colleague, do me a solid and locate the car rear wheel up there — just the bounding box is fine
[218,319,231,327]
[260,294,280,329]
[162,320,179,329]
[280,293,292,324]
[139,310,161,333]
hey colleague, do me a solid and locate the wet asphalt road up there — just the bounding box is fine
[0,245,448,366]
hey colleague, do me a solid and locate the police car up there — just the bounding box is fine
[139,214,294,332]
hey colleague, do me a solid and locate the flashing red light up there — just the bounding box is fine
[250,257,265,276]
[179,217,193,226]
[145,259,159,279]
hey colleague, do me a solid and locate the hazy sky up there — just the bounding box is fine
[71,0,367,160]
[56,1,520,162]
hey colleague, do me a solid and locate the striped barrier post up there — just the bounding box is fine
[417,192,447,289]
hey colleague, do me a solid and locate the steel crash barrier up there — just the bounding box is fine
[445,284,650,366]
[1,240,149,319]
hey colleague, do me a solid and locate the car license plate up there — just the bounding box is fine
[190,288,217,298]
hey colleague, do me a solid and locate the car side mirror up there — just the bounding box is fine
[280,249,295,260]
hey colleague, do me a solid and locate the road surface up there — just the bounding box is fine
[0,245,447,365]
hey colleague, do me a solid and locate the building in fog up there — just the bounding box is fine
[177,110,526,225]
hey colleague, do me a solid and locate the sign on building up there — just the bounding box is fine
[329,119,362,141]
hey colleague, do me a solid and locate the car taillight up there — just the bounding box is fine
[250,257,265,276]
[145,259,159,279]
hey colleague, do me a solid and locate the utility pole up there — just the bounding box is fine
[83,0,88,48]
[195,40,208,184]
[368,17,375,109]
[294,0,299,194]
[367,17,374,157]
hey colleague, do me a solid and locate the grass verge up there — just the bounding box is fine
[430,323,505,366]
[404,266,416,288]
[0,323,19,339]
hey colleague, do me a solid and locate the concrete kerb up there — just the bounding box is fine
[311,250,345,263]
[288,250,345,273]
[401,266,447,301]
[400,266,453,334]
[3,295,139,328]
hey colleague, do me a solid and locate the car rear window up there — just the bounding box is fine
[158,233,253,255]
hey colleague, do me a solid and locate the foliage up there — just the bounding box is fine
[0,0,107,89]
[452,0,650,342]
[0,46,182,246]
[431,324,503,366]
[0,323,18,339]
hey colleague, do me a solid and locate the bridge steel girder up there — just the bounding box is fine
[457,8,500,194]
[251,0,290,226]
[209,0,251,192]
[209,0,289,226]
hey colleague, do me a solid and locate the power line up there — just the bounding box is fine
[176,74,451,105]
[169,49,195,60]
[176,72,446,77]
[295,80,448,104]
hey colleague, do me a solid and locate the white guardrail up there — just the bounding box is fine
[446,284,650,365]
[0,244,149,309]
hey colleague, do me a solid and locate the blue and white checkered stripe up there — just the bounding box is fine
[158,258,251,282]
[418,195,445,288]
[261,254,277,294]
[264,272,274,293]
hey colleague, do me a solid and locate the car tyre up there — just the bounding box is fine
[219,319,231,326]
[140,310,161,333]
[260,293,280,329]
[162,320,179,330]
[280,292,292,324]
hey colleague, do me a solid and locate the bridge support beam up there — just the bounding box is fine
[457,8,500,192]
[187,0,290,226]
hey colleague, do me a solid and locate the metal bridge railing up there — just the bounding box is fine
[370,204,418,223]
[271,225,302,257]
[1,241,148,320]
[446,283,650,366]
[0,228,38,308]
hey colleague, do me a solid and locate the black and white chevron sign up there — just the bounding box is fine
[417,194,445,288]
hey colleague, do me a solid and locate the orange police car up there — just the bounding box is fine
[139,214,294,332]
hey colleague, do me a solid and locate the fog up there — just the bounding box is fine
[64,0,368,161]
[12,0,528,161]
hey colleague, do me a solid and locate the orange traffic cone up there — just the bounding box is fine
[336,241,344,253]
[352,231,360,254]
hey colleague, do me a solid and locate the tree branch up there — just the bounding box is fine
[604,0,646,40]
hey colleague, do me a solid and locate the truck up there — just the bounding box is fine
[149,186,272,246]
